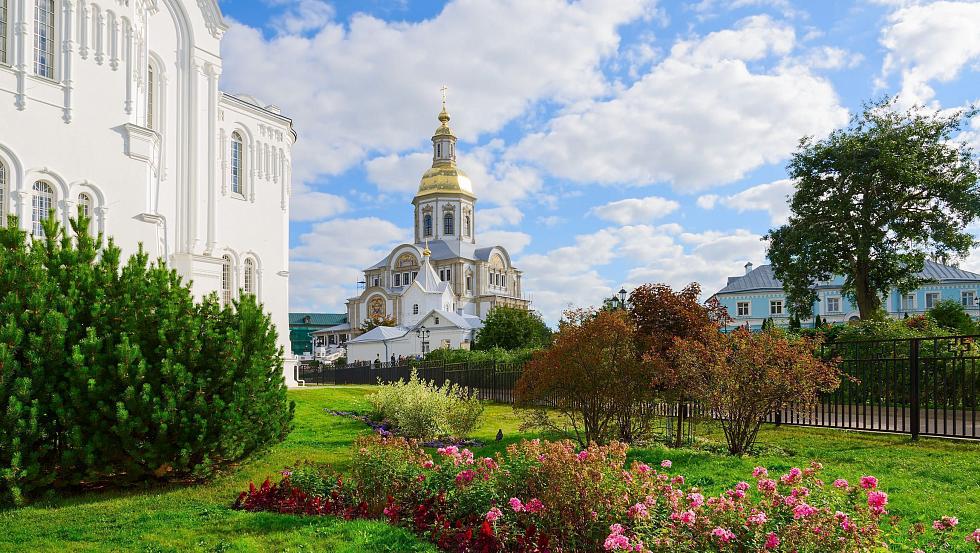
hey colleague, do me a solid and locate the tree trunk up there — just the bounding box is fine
[853,264,881,319]
[673,401,685,448]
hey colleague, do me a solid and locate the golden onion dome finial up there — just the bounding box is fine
[423,240,432,257]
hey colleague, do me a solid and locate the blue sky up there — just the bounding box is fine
[216,0,980,323]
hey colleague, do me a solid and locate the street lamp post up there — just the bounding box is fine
[415,325,430,358]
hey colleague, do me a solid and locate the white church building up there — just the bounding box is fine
[344,103,530,363]
[0,0,297,383]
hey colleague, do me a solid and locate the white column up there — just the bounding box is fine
[13,0,27,109]
[93,5,103,65]
[108,10,118,70]
[204,62,220,254]
[78,0,88,59]
[123,18,133,114]
[61,0,74,123]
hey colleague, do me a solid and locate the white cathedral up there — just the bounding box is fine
[0,0,297,383]
[343,103,530,363]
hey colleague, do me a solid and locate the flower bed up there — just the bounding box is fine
[235,437,979,552]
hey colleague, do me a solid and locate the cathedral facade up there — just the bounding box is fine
[0,0,297,382]
[343,104,529,361]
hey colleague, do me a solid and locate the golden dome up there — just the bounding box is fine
[417,165,476,199]
[433,104,453,137]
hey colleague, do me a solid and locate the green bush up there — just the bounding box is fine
[0,215,293,506]
[928,299,977,334]
[368,370,483,440]
[420,346,535,365]
[474,307,552,351]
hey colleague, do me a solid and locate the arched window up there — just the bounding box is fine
[1,0,9,65]
[413,304,419,315]
[146,63,156,130]
[0,160,6,226]
[243,257,255,295]
[77,192,92,218]
[443,213,454,236]
[423,214,432,237]
[34,0,56,79]
[231,131,244,195]
[221,255,232,306]
[32,180,55,236]
[464,214,471,237]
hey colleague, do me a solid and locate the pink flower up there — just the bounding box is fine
[672,509,696,526]
[867,491,888,516]
[636,463,651,475]
[661,459,672,469]
[757,478,777,494]
[577,450,590,462]
[422,460,435,469]
[860,475,878,490]
[933,515,959,531]
[526,498,544,513]
[603,524,632,551]
[711,527,736,543]
[752,466,768,478]
[747,511,768,525]
[781,467,803,485]
[483,457,498,470]
[793,503,817,519]
[628,502,649,519]
[835,511,855,532]
[672,475,685,486]
[833,478,849,489]
[966,528,980,544]
[455,470,475,485]
[688,492,705,508]
[485,507,503,522]
[765,532,780,550]
[509,497,524,512]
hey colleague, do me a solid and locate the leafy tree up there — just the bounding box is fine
[928,299,976,335]
[474,307,552,351]
[671,328,840,454]
[767,98,980,320]
[813,314,823,328]
[360,315,397,332]
[0,214,293,505]
[628,283,731,447]
[789,314,801,331]
[515,309,650,446]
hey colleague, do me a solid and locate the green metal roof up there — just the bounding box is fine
[288,313,348,355]
[289,312,347,326]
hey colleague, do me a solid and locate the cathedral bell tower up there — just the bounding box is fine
[412,93,477,247]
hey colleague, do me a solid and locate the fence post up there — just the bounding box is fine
[910,338,920,441]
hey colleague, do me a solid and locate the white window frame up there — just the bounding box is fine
[372,276,379,288]
[146,61,157,130]
[925,292,941,310]
[32,180,55,236]
[826,296,841,314]
[0,0,9,65]
[961,290,976,308]
[394,273,401,287]
[902,293,916,311]
[242,258,255,295]
[423,214,432,237]
[736,301,750,317]
[443,213,454,236]
[769,299,783,316]
[221,255,233,306]
[230,131,245,196]
[33,0,56,79]
[412,304,419,315]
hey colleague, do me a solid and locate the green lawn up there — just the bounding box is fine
[1,386,978,552]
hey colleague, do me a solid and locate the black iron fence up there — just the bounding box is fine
[298,334,980,441]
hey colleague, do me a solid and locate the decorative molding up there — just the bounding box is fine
[197,0,229,39]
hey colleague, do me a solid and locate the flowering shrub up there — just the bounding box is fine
[236,438,979,552]
[368,370,484,440]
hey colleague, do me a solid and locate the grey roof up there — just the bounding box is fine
[433,310,484,330]
[414,254,445,293]
[311,323,351,334]
[368,240,482,270]
[347,326,411,343]
[716,260,980,295]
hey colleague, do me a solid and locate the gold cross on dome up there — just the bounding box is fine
[440,85,448,105]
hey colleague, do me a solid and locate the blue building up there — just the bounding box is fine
[712,260,980,330]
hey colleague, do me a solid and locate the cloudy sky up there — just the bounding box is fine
[218,0,980,324]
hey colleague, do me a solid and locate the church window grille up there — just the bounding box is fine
[394,273,401,287]
[231,132,244,195]
[434,317,440,325]
[243,258,255,295]
[221,255,232,306]
[372,276,379,287]
[466,275,472,292]
[146,64,156,130]
[403,272,409,285]
[436,144,441,158]
[34,0,55,79]
[464,215,470,236]
[413,304,419,315]
[32,180,54,236]
[443,213,454,235]
[0,0,8,65]
[0,161,6,226]
[501,274,506,289]
[412,271,417,281]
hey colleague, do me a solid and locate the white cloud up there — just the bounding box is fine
[221,0,655,185]
[798,46,864,70]
[481,230,532,255]
[268,0,335,35]
[696,194,719,209]
[478,206,524,230]
[512,15,848,191]
[590,196,680,224]
[721,178,794,225]
[879,1,980,105]
[364,152,431,195]
[289,189,349,221]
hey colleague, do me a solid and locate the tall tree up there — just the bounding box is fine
[474,306,552,351]
[767,98,980,319]
[360,315,397,332]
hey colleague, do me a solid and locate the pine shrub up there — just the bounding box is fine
[0,215,294,506]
